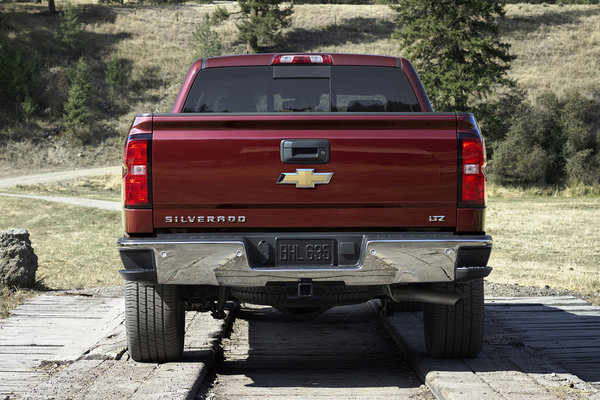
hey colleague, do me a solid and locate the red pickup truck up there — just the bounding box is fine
[118,53,492,362]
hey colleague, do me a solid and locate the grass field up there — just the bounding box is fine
[487,197,600,299]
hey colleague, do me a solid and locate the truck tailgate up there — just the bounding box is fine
[151,114,458,229]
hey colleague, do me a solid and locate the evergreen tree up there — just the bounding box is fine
[63,57,92,142]
[0,46,39,113]
[55,3,83,51]
[190,14,223,59]
[238,0,293,52]
[390,0,515,111]
[216,1,293,52]
[105,54,126,99]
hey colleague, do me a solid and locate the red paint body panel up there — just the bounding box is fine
[456,208,485,233]
[401,58,434,112]
[154,208,456,229]
[204,53,398,68]
[151,114,458,229]
[128,115,153,136]
[123,209,153,234]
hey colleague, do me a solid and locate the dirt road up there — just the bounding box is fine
[0,166,121,210]
[0,166,120,189]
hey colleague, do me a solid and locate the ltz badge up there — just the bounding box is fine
[277,169,333,189]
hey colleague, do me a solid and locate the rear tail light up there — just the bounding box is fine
[272,54,332,65]
[458,116,487,207]
[123,137,150,207]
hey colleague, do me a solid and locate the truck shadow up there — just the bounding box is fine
[502,7,599,36]
[214,303,424,390]
[210,298,600,390]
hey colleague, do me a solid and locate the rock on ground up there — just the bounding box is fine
[0,228,38,287]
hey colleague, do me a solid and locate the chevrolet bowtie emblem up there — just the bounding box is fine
[277,169,333,189]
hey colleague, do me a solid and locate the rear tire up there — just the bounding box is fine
[125,282,185,363]
[423,278,484,358]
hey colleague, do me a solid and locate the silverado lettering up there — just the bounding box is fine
[118,53,493,363]
[164,216,246,223]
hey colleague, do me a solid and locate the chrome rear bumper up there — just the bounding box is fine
[118,233,492,286]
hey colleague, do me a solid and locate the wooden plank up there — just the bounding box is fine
[486,296,584,303]
[485,295,600,392]
[0,295,125,396]
[487,306,600,315]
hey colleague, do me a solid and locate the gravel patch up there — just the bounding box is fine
[485,280,600,305]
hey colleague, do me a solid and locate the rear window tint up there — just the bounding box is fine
[182,66,420,113]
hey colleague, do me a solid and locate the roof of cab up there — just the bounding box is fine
[192,53,400,69]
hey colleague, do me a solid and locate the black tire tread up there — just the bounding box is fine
[125,282,184,363]
[423,278,484,358]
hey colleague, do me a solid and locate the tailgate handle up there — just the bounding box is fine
[280,139,329,164]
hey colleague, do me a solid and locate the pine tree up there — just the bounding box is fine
[105,54,126,100]
[235,0,293,52]
[190,14,223,59]
[390,0,515,112]
[55,3,83,51]
[63,57,92,142]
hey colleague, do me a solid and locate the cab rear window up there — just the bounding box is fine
[182,66,421,113]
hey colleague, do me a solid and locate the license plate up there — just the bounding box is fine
[276,239,334,266]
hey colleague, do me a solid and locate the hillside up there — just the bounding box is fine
[0,2,599,174]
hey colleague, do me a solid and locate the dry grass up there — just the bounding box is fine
[0,285,39,319]
[486,195,600,299]
[488,182,600,198]
[0,196,122,291]
[502,4,600,100]
[0,174,122,318]
[0,138,122,179]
